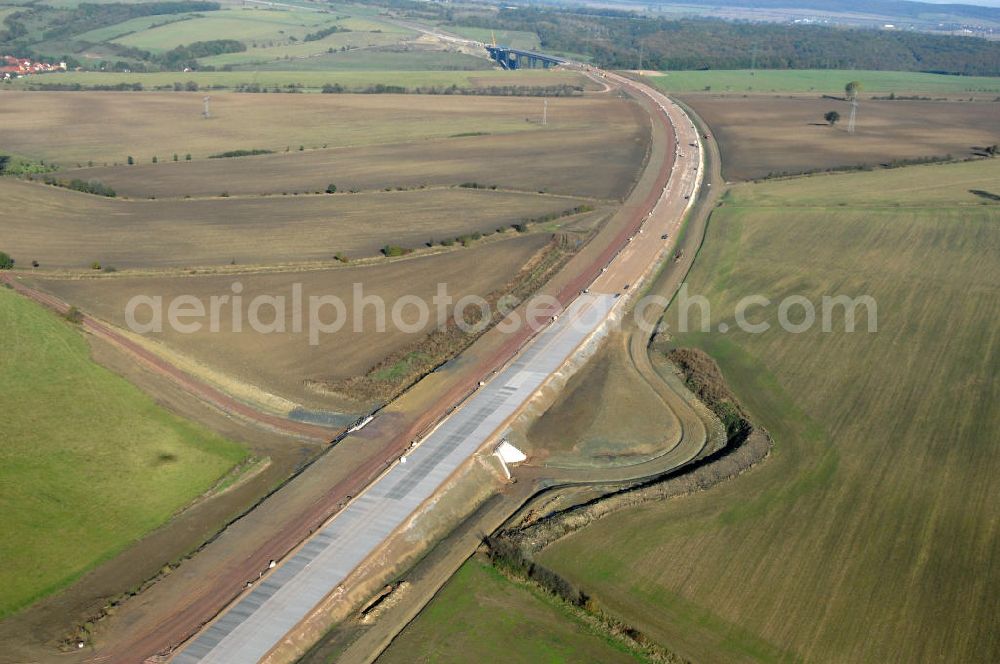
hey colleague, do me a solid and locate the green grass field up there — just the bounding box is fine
[113,8,334,53]
[538,159,1000,662]
[713,158,1000,206]
[336,16,414,34]
[0,288,247,618]
[242,48,493,71]
[444,25,542,51]
[4,0,422,71]
[647,69,1000,94]
[73,12,200,44]
[377,557,643,663]
[11,0,128,6]
[8,68,583,92]
[197,30,406,67]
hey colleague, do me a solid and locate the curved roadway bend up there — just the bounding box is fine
[0,64,696,663]
[5,74,679,661]
[168,71,704,664]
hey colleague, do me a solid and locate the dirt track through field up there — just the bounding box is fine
[1,275,337,442]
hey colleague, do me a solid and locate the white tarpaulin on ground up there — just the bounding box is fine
[495,440,527,464]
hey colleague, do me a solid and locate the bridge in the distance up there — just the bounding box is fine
[485,44,566,69]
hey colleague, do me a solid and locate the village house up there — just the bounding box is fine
[1,55,67,79]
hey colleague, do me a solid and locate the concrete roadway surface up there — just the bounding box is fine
[169,68,703,664]
[173,295,616,663]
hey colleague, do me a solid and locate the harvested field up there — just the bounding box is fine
[0,178,588,269]
[244,47,493,71]
[526,334,682,467]
[683,94,1000,180]
[679,94,1000,180]
[64,114,649,200]
[6,69,594,93]
[539,160,1000,663]
[32,234,553,410]
[0,91,605,166]
[648,69,1000,94]
[376,556,642,664]
[0,288,247,619]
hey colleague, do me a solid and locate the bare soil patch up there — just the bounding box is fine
[526,334,682,467]
[679,94,1000,180]
[320,234,577,407]
[0,91,629,166]
[64,120,648,201]
[33,234,552,411]
[0,178,585,269]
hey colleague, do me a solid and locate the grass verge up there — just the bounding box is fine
[0,287,247,618]
[539,160,1000,662]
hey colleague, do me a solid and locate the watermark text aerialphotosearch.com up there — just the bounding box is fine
[125,282,877,345]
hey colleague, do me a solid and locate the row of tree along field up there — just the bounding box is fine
[399,1,1000,75]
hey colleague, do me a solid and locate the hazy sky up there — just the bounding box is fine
[918,0,1000,7]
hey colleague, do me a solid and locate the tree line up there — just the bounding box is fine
[0,2,221,68]
[422,5,1000,76]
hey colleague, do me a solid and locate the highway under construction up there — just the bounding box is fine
[169,57,705,663]
[174,294,617,663]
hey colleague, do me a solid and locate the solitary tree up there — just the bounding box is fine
[127,156,135,165]
[325,183,337,194]
[845,80,861,100]
[0,251,14,269]
[824,111,841,126]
